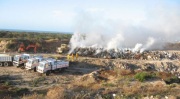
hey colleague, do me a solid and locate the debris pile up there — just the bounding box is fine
[71,47,180,60]
[95,60,180,79]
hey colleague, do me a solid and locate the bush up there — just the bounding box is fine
[31,76,46,87]
[134,72,155,82]
[15,88,29,95]
[4,81,10,86]
[164,76,180,84]
[6,43,17,50]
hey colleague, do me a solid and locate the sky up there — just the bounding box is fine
[0,0,180,32]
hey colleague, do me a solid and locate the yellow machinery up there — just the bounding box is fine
[56,44,69,54]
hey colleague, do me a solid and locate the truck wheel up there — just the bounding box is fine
[61,68,65,71]
[4,62,9,66]
[21,66,25,69]
[0,62,3,66]
[34,67,37,72]
[58,68,62,72]
[46,71,50,76]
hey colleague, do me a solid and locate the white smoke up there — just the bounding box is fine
[132,43,143,53]
[140,37,156,53]
[69,2,180,53]
[107,33,124,50]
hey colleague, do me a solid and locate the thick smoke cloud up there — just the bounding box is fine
[69,2,180,53]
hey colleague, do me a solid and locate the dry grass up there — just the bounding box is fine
[46,87,65,99]
[71,74,101,90]
[21,93,44,99]
[119,69,135,76]
[157,72,173,80]
[122,81,142,96]
[120,81,170,97]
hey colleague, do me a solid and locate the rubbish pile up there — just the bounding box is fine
[71,47,180,60]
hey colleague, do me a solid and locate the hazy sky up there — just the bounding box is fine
[0,0,179,32]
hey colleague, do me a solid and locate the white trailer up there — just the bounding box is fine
[25,56,44,72]
[37,58,69,75]
[0,54,13,66]
[13,54,31,67]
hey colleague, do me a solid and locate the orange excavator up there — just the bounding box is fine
[26,44,37,53]
[18,43,37,53]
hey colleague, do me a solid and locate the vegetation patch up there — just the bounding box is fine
[164,76,180,84]
[102,83,116,87]
[134,72,156,82]
[30,76,46,87]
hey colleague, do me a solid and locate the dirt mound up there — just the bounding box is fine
[0,40,11,52]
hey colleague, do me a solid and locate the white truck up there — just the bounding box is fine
[0,54,13,66]
[37,58,69,76]
[13,54,31,67]
[25,55,44,72]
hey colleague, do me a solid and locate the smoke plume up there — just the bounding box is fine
[69,2,180,53]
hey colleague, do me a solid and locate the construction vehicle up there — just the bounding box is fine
[26,44,37,53]
[18,43,25,53]
[18,43,37,53]
[25,55,44,72]
[13,54,31,67]
[0,54,13,66]
[37,58,69,76]
[56,44,69,54]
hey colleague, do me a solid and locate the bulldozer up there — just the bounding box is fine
[56,44,69,54]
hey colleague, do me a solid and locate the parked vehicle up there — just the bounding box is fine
[0,54,13,66]
[37,58,69,76]
[13,54,31,67]
[25,55,44,71]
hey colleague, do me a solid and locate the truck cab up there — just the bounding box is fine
[37,59,55,74]
[13,54,31,67]
[25,56,44,71]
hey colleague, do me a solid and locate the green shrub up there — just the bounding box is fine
[102,94,112,99]
[4,81,10,86]
[134,72,155,82]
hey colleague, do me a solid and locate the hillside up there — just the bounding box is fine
[0,30,72,53]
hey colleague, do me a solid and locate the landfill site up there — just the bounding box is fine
[0,38,180,99]
[0,29,180,99]
[1,0,180,98]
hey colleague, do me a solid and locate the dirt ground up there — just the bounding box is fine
[0,53,180,98]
